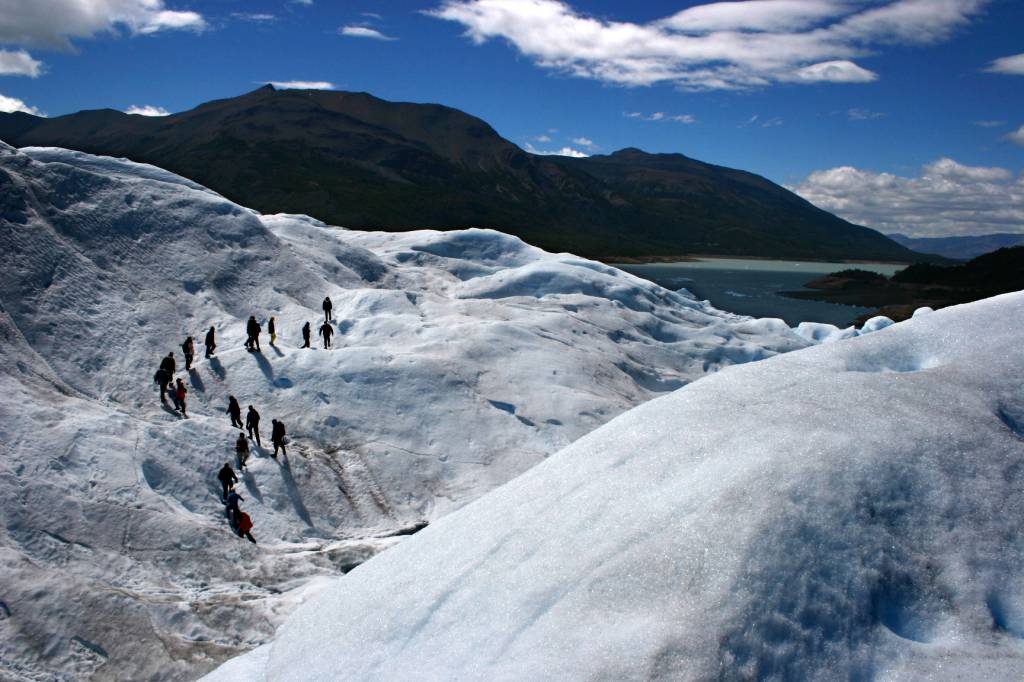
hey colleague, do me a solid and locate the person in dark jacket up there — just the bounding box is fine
[319,322,334,349]
[174,378,188,416]
[217,462,237,501]
[271,419,287,458]
[226,395,243,428]
[246,316,261,352]
[246,405,261,446]
[225,490,244,526]
[322,296,333,322]
[205,326,216,358]
[301,321,311,348]
[237,511,257,544]
[236,432,250,469]
[182,336,195,370]
[268,317,277,346]
[159,352,175,376]
[154,367,171,401]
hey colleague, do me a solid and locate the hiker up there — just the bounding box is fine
[301,321,311,348]
[271,419,287,458]
[323,296,333,322]
[174,378,188,416]
[154,367,171,401]
[225,490,244,526]
[246,405,261,446]
[205,326,216,358]
[268,317,277,346]
[182,336,195,371]
[236,432,250,469]
[237,510,257,544]
[246,316,261,352]
[226,395,243,428]
[217,462,237,501]
[319,321,334,349]
[159,352,176,376]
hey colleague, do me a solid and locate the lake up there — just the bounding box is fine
[614,258,907,327]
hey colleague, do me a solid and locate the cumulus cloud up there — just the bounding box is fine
[985,53,1024,76]
[125,104,170,116]
[625,111,695,123]
[1007,125,1024,146]
[847,107,885,120]
[0,92,44,116]
[0,48,43,77]
[266,80,335,90]
[232,13,276,23]
[524,142,589,157]
[0,0,206,49]
[791,158,1024,237]
[572,136,595,147]
[427,0,985,90]
[339,26,397,40]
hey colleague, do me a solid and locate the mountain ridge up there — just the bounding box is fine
[0,85,926,262]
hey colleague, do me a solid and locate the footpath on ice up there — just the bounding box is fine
[0,141,826,679]
[208,292,1024,682]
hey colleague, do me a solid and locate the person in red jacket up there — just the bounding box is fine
[174,378,188,417]
[237,511,256,544]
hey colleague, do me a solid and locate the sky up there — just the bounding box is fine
[0,0,1022,238]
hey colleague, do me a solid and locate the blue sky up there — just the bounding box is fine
[1,0,1022,237]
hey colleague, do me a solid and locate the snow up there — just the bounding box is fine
[0,142,811,679]
[205,291,1024,681]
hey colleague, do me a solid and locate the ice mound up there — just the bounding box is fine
[207,292,1024,681]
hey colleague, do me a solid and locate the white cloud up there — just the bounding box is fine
[0,0,207,49]
[428,0,984,90]
[0,49,43,77]
[339,26,397,40]
[1007,125,1024,147]
[232,13,276,23]
[125,104,170,116]
[670,114,696,123]
[267,81,335,90]
[847,107,885,120]
[291,0,313,4]
[524,142,589,157]
[572,136,594,147]
[984,53,1024,76]
[972,120,1005,128]
[791,158,1024,237]
[534,134,552,142]
[0,92,44,116]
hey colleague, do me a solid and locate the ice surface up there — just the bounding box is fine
[205,292,1024,681]
[0,142,809,678]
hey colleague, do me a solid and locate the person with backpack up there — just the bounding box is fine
[323,296,333,322]
[160,352,176,376]
[225,490,244,526]
[246,316,261,352]
[271,419,287,458]
[226,395,243,428]
[174,378,188,416]
[154,367,171,402]
[237,510,257,544]
[246,405,261,446]
[205,326,216,358]
[182,336,195,371]
[319,321,334,349]
[268,317,277,346]
[236,432,250,469]
[217,462,238,501]
[301,321,311,348]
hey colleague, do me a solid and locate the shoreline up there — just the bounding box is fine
[600,254,913,266]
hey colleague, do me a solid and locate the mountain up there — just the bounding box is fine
[887,232,1024,260]
[0,85,925,262]
[205,292,1024,681]
[0,142,813,679]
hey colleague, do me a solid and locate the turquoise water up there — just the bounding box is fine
[616,258,906,327]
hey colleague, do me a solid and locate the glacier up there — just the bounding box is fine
[0,141,813,679]
[206,290,1024,681]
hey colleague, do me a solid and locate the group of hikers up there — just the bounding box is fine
[150,297,337,545]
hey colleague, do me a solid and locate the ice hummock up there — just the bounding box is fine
[206,292,1024,681]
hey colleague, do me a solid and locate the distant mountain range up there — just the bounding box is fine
[887,233,1024,261]
[0,85,927,262]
